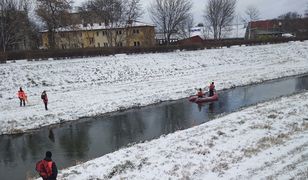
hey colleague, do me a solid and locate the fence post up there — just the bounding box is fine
[0,53,7,63]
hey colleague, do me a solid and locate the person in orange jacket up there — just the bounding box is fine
[17,87,26,107]
[35,151,58,180]
[197,88,204,98]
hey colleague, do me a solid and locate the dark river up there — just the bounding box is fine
[1,74,308,180]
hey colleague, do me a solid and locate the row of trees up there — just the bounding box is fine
[0,0,38,52]
[78,0,143,48]
[1,0,308,52]
[37,0,145,49]
[0,0,144,51]
[0,0,241,51]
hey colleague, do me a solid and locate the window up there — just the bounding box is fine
[89,37,94,45]
[134,41,140,47]
[116,30,122,35]
[104,43,108,47]
[133,29,139,34]
[98,43,100,47]
[117,42,123,47]
[97,31,99,36]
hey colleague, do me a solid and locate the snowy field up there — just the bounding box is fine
[1,41,308,135]
[54,91,308,180]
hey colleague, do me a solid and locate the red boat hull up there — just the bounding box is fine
[189,93,219,103]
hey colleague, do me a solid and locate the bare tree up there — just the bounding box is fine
[242,5,260,26]
[177,13,194,39]
[80,0,143,47]
[36,0,72,49]
[278,11,306,37]
[123,0,143,23]
[149,0,192,44]
[305,3,308,17]
[278,11,302,20]
[245,6,260,21]
[0,0,34,52]
[203,0,236,39]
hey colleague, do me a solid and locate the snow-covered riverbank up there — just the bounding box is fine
[54,91,308,179]
[1,41,308,135]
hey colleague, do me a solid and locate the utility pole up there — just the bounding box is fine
[248,22,251,39]
[236,14,239,38]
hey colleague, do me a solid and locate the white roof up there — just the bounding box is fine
[41,21,155,33]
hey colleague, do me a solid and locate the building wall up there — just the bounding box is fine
[41,26,155,49]
[41,33,49,49]
[127,27,155,47]
[91,30,109,47]
[176,36,204,46]
[82,31,96,48]
[58,32,83,49]
[245,18,308,39]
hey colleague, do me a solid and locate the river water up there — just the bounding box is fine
[1,74,308,180]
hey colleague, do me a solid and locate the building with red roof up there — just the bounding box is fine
[245,18,308,39]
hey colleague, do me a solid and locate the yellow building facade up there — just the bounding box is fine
[41,22,155,49]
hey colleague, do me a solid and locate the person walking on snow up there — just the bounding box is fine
[41,91,48,110]
[209,82,215,97]
[35,151,58,180]
[17,87,27,106]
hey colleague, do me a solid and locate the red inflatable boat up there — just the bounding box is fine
[189,93,219,103]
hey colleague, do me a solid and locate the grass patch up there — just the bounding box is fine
[212,162,229,174]
[267,114,277,119]
[243,147,260,157]
[107,160,135,179]
[250,123,272,130]
[243,133,290,157]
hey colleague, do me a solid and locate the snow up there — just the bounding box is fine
[54,91,308,179]
[282,33,295,38]
[1,40,307,179]
[1,41,308,135]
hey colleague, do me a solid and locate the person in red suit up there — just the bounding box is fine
[209,82,215,97]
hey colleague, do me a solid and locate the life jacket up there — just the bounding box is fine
[209,84,215,91]
[36,159,53,179]
[197,91,203,97]
[18,91,26,99]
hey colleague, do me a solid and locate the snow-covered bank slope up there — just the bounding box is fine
[1,41,308,134]
[56,91,308,180]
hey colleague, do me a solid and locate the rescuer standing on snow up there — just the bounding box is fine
[17,87,27,107]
